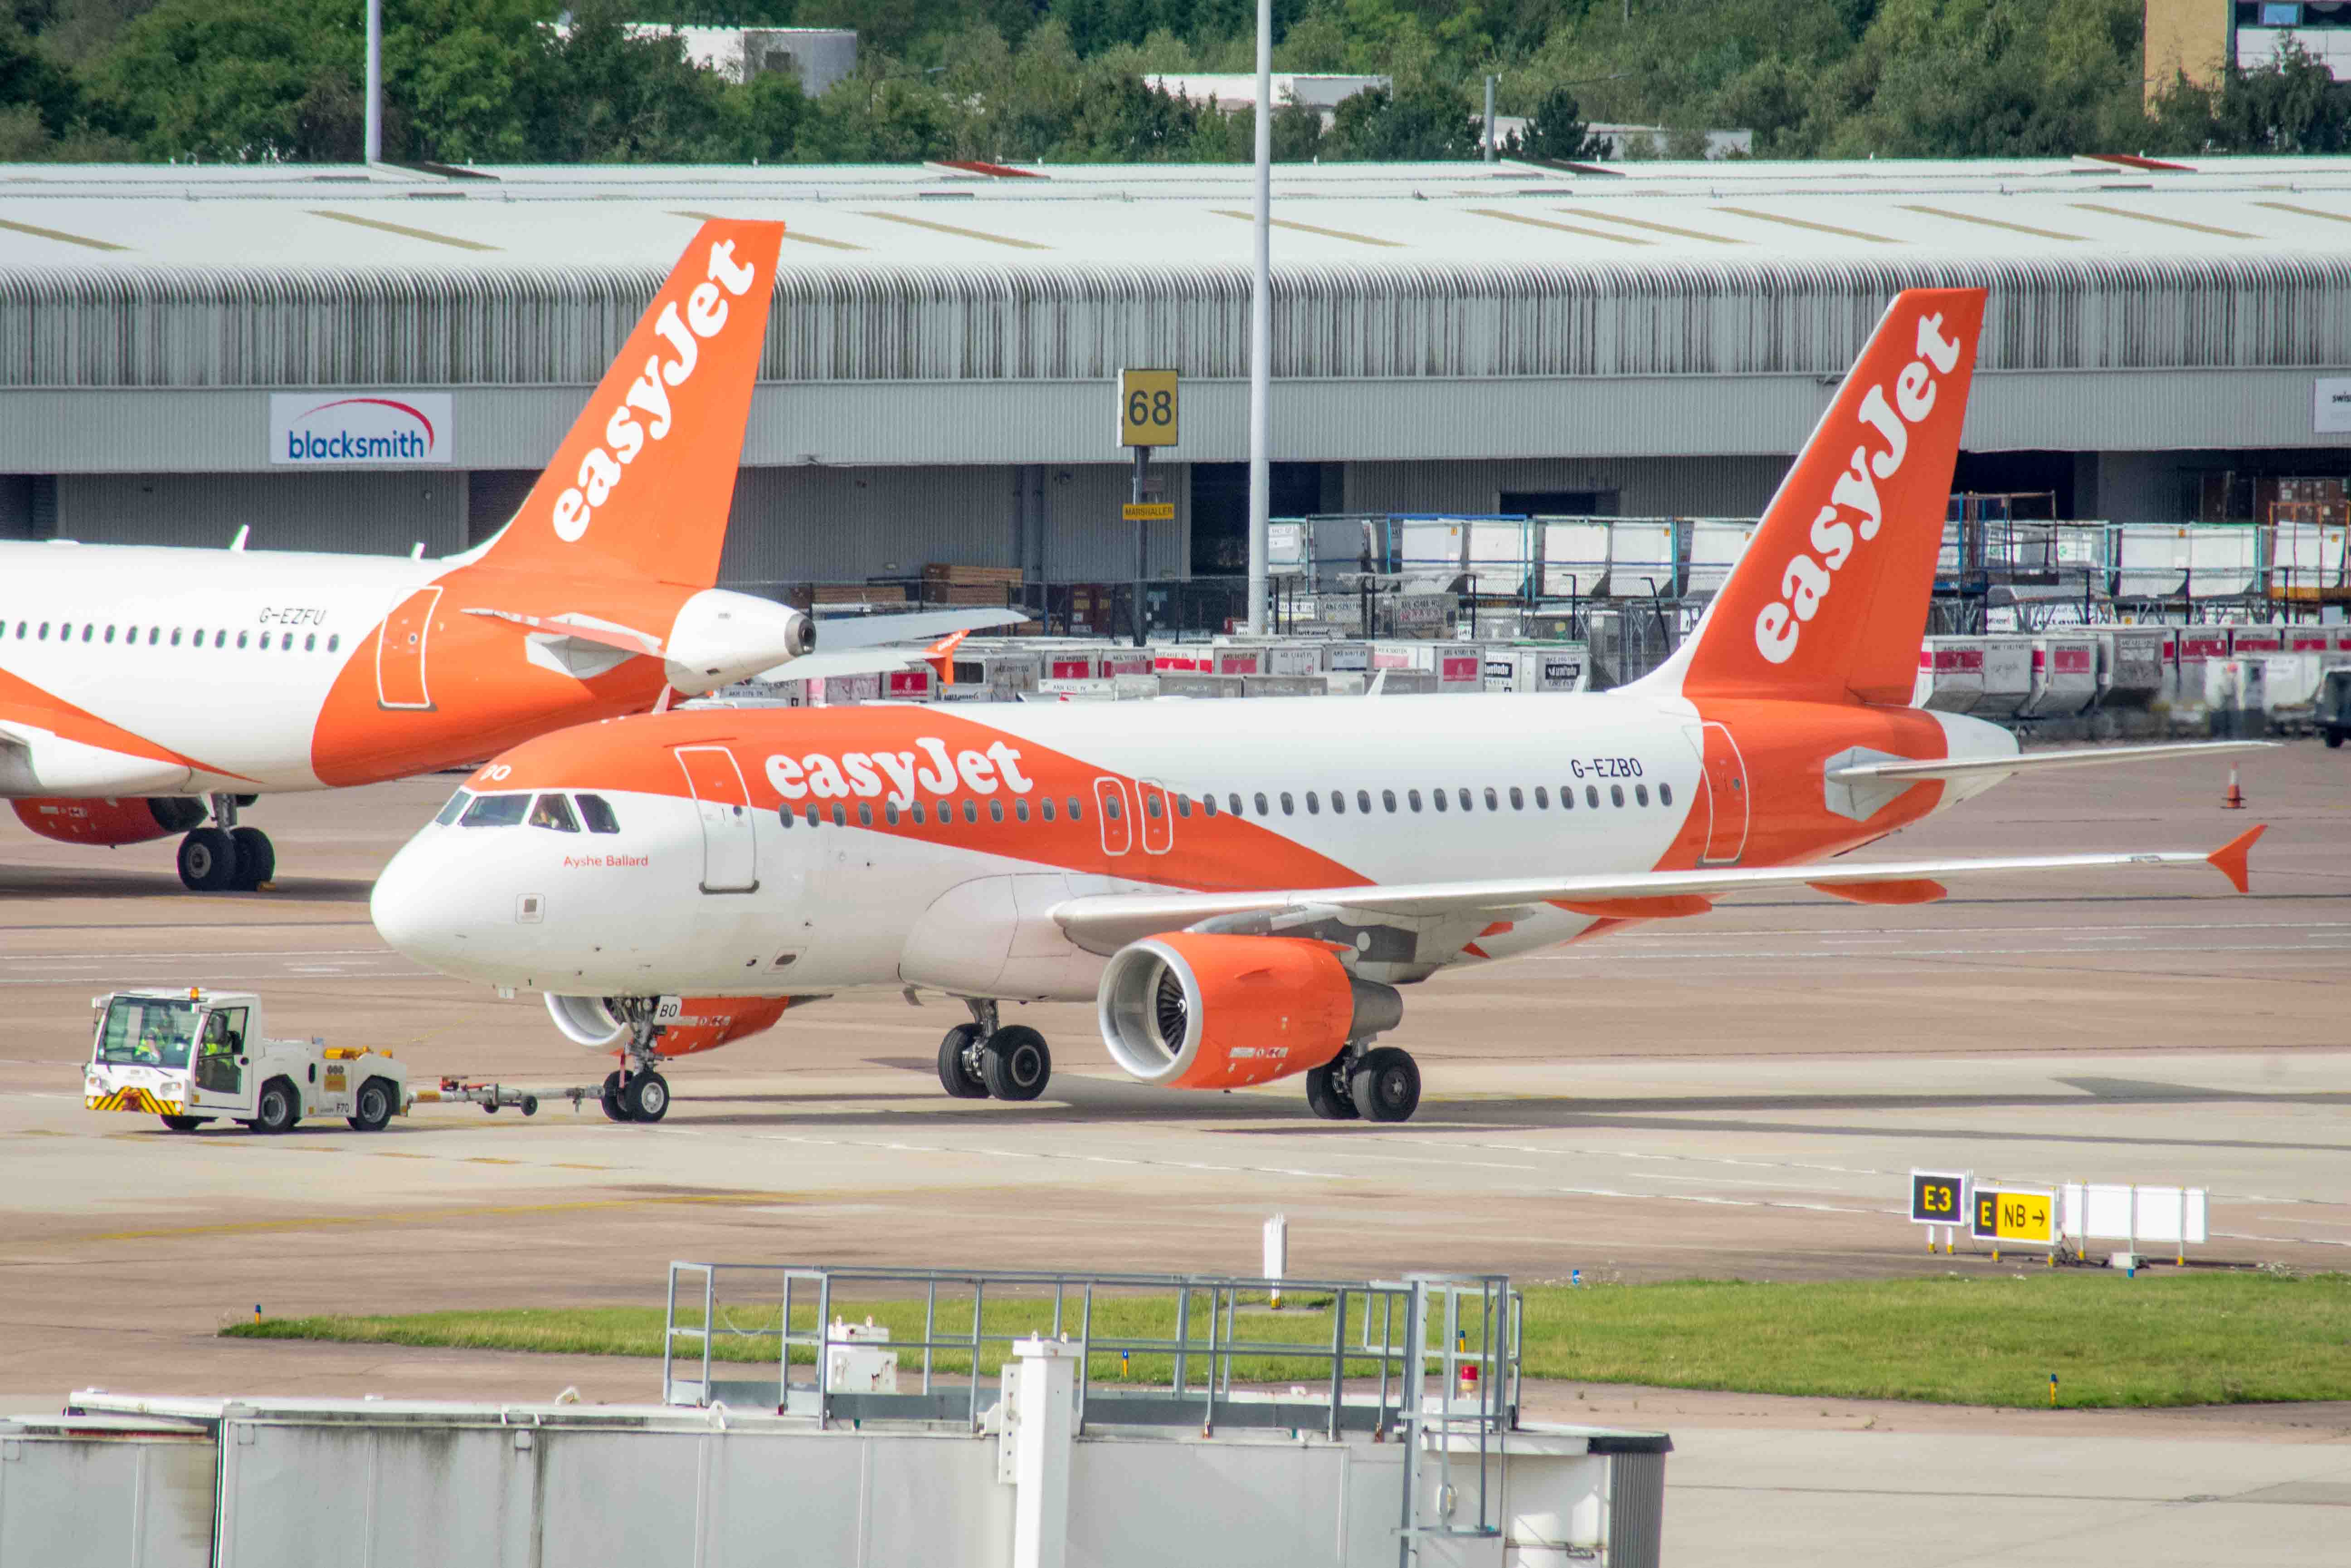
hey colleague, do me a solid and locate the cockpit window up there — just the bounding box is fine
[434,790,472,827]
[528,794,580,833]
[576,794,621,834]
[97,996,196,1069]
[459,793,531,828]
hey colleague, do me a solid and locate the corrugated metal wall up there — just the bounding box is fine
[10,254,2351,390]
[716,462,1188,589]
[58,471,466,555]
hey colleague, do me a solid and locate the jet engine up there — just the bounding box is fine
[1095,932,1402,1090]
[11,796,206,847]
[545,993,796,1057]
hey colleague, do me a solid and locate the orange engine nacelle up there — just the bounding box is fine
[1095,932,1402,1090]
[543,993,797,1058]
[12,796,205,847]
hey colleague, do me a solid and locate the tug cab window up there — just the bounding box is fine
[460,793,530,828]
[576,794,622,833]
[97,996,196,1070]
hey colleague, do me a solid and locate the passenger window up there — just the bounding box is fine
[1509,787,1524,809]
[778,806,795,828]
[1357,790,1371,813]
[104,625,115,644]
[170,628,180,646]
[328,634,340,653]
[1229,793,1243,816]
[1586,785,1600,808]
[148,628,160,645]
[305,633,316,652]
[911,803,927,824]
[236,631,248,649]
[1201,796,1216,818]
[1561,785,1575,808]
[988,799,1003,823]
[1068,797,1084,822]
[807,804,823,827]
[833,803,848,827]
[460,793,530,828]
[886,802,901,825]
[1144,795,1162,819]
[1329,791,1343,815]
[528,794,580,833]
[37,623,47,639]
[1382,789,1397,813]
[1016,799,1031,822]
[935,799,951,825]
[259,633,269,651]
[1433,789,1448,813]
[961,800,977,824]
[1660,783,1674,807]
[1458,789,1473,812]
[1610,785,1625,808]
[1484,788,1499,811]
[1175,796,1189,818]
[434,790,471,826]
[1040,799,1054,823]
[577,794,622,833]
[1105,794,1122,821]
[1635,784,1650,806]
[1535,786,1549,808]
[1253,792,1268,816]
[858,802,874,827]
[82,624,93,641]
[1304,792,1318,815]
[1407,789,1421,812]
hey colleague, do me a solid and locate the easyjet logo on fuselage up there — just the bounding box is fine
[550,239,761,545]
[1754,312,1966,665]
[765,739,1035,808]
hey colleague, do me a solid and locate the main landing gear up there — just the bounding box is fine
[936,1000,1052,1104]
[177,793,273,893]
[1304,1043,1422,1124]
[598,1001,672,1124]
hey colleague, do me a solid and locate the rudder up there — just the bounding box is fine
[475,219,785,588]
[1652,287,1987,706]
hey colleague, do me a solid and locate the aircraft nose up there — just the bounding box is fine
[370,836,472,972]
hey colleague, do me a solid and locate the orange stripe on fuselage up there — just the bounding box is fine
[471,706,1369,893]
[0,664,249,781]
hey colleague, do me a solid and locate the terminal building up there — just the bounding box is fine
[3,156,2349,609]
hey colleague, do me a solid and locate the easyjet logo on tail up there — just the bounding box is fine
[551,240,761,545]
[1754,312,1966,665]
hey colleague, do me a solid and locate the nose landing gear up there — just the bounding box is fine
[178,794,273,893]
[599,1002,673,1123]
[935,1000,1052,1104]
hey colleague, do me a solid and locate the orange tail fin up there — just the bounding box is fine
[1649,287,1987,706]
[474,219,784,588]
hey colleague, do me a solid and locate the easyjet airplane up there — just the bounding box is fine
[370,287,2269,1125]
[0,219,987,891]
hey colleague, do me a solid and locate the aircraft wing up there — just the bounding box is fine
[1826,740,2277,784]
[811,609,1026,652]
[1048,827,2266,955]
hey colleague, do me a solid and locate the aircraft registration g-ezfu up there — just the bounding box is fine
[371,286,2271,1125]
[0,218,993,892]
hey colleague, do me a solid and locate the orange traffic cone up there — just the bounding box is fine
[2223,766,2246,810]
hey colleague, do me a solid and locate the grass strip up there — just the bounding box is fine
[226,1271,2351,1410]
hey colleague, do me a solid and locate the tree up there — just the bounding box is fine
[1328,82,1479,159]
[2150,38,2351,155]
[1517,84,1602,161]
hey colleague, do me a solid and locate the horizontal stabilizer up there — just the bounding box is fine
[1827,740,2278,785]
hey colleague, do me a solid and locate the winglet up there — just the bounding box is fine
[2208,823,2266,894]
[925,629,971,688]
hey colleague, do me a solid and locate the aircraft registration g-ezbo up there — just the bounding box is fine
[0,218,987,891]
[370,286,2270,1126]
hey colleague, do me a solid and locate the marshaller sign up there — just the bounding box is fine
[270,392,453,466]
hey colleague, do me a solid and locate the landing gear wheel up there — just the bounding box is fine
[1347,1047,1421,1124]
[253,1076,300,1134]
[622,1071,670,1123]
[520,1095,539,1117]
[2329,730,2345,749]
[229,827,275,890]
[599,1070,633,1123]
[160,1114,204,1133]
[346,1076,395,1132]
[937,1024,989,1099]
[980,1026,1051,1102]
[1303,1055,1360,1120]
[177,828,239,892]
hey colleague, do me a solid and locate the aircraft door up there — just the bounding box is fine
[1683,721,1750,865]
[1093,778,1134,857]
[1137,780,1173,854]
[674,745,759,893]
[376,586,443,711]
